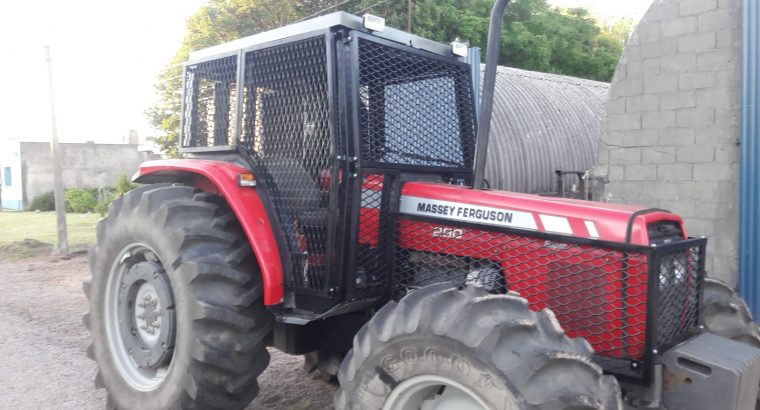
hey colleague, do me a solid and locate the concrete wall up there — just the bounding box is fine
[20,142,158,206]
[0,141,23,210]
[596,0,743,285]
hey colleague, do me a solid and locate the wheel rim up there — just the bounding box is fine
[382,375,495,410]
[105,243,176,391]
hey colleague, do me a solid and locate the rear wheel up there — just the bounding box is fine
[335,283,622,410]
[700,278,760,409]
[84,185,273,409]
[701,278,760,347]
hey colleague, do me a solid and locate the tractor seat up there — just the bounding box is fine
[263,157,329,227]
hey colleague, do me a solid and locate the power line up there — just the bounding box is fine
[291,0,357,24]
[353,0,395,15]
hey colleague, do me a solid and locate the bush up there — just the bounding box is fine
[64,188,97,213]
[28,191,55,212]
[115,173,136,197]
[94,188,116,216]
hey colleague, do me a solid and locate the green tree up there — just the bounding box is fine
[148,0,631,156]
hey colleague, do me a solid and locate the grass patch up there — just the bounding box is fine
[0,211,99,247]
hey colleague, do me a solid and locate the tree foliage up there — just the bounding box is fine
[148,0,631,156]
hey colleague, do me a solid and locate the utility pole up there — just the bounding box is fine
[45,46,69,254]
[407,0,413,33]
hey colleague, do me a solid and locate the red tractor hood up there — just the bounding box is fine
[399,182,684,246]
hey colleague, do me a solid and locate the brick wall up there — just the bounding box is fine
[596,0,742,285]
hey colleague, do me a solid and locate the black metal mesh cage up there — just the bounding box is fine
[241,36,332,290]
[655,245,704,348]
[182,56,238,147]
[392,217,705,381]
[357,38,476,169]
[353,173,391,294]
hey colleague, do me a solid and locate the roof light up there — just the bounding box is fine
[451,39,469,58]
[238,173,256,187]
[363,14,386,32]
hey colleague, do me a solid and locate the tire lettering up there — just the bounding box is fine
[452,355,471,376]
[401,348,418,365]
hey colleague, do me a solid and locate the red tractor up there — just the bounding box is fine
[84,2,760,409]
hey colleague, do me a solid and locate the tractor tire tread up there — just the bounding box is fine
[335,283,622,410]
[84,184,271,409]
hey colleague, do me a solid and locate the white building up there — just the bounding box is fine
[0,140,23,210]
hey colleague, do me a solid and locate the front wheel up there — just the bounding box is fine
[83,185,273,409]
[335,283,622,410]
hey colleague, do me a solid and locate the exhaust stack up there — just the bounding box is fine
[472,0,511,190]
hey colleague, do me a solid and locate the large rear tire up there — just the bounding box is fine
[83,185,273,409]
[700,278,760,409]
[335,283,622,410]
[701,278,760,347]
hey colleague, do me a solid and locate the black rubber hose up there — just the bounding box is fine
[473,0,512,190]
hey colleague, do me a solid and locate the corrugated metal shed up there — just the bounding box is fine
[483,66,609,194]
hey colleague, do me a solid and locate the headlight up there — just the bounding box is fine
[659,253,688,291]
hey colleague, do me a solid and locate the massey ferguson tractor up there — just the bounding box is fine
[84,1,760,409]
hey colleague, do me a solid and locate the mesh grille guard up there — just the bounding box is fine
[356,37,476,171]
[391,214,706,384]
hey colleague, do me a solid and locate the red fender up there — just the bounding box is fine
[133,159,283,305]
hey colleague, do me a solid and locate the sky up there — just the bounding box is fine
[549,0,652,21]
[0,0,204,145]
[0,0,653,148]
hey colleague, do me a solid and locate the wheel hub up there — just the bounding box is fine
[119,260,176,369]
[135,283,162,343]
[105,245,176,391]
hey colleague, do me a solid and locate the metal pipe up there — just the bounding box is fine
[467,47,481,121]
[473,0,511,190]
[644,364,663,408]
[740,0,760,318]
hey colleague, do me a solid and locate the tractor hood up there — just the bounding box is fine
[399,182,685,246]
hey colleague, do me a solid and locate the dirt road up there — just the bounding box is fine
[0,255,335,410]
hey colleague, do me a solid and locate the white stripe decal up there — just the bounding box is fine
[539,214,573,235]
[399,196,538,231]
[584,220,600,238]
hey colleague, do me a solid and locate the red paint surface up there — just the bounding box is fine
[397,220,649,359]
[135,160,284,305]
[389,182,684,359]
[401,182,685,245]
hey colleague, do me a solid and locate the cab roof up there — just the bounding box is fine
[188,11,458,63]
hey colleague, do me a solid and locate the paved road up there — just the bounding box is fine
[0,255,335,410]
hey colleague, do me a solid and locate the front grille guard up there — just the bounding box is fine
[392,215,706,385]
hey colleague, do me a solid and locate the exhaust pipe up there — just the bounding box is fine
[472,0,511,190]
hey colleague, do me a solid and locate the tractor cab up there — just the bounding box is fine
[178,12,478,314]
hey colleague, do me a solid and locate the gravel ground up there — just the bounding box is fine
[0,255,335,410]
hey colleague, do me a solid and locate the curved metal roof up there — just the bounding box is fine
[484,66,609,194]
